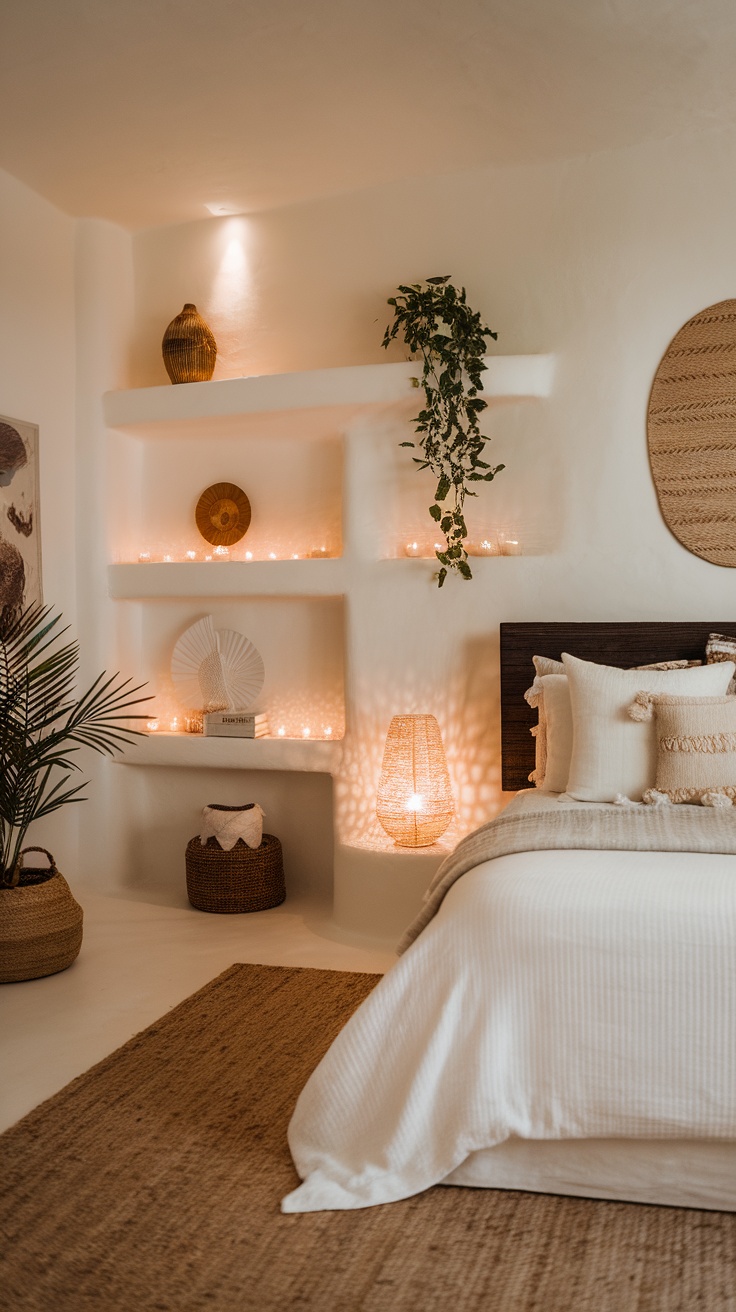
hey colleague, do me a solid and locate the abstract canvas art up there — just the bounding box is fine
[0,414,42,626]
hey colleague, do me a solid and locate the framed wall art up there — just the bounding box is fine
[0,414,42,626]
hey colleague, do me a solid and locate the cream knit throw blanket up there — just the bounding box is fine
[399,789,736,952]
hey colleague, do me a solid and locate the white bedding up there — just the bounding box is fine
[282,848,736,1213]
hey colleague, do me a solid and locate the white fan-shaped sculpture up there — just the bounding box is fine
[171,616,265,712]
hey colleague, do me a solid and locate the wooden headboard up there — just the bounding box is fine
[500,621,735,792]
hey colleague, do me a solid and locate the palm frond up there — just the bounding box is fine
[0,604,149,879]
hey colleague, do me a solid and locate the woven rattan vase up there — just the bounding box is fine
[161,303,217,384]
[0,847,83,984]
[186,833,285,913]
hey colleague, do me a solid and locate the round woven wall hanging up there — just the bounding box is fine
[648,298,736,567]
[195,482,251,546]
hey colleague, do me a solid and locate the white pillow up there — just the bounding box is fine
[536,675,573,793]
[563,653,736,802]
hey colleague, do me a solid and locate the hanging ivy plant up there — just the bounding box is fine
[382,275,504,587]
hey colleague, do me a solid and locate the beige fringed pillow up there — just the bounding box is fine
[629,692,736,805]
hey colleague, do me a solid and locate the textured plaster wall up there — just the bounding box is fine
[129,125,736,872]
[0,168,78,864]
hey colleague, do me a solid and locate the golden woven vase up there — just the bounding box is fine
[161,303,217,384]
[376,714,454,847]
[0,847,83,983]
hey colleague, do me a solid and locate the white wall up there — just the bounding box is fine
[0,169,79,869]
[128,124,736,873]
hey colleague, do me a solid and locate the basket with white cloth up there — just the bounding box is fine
[185,803,285,913]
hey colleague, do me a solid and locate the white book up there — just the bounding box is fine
[204,711,270,738]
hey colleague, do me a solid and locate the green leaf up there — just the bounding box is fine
[437,567,448,588]
[435,474,451,502]
[429,504,441,522]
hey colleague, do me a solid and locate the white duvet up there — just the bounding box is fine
[282,847,736,1212]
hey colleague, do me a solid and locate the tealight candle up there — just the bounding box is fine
[302,726,311,738]
[467,537,499,557]
[500,535,521,556]
[268,552,277,560]
[138,551,152,563]
[146,718,160,732]
[277,726,286,737]
[291,553,300,560]
[185,550,197,561]
[204,555,213,562]
[245,551,253,561]
[323,726,333,738]
[404,541,421,557]
[162,554,173,563]
[213,545,229,559]
[168,717,179,732]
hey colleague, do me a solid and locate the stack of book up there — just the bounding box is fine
[203,711,270,738]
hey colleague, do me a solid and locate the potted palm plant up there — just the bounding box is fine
[0,604,150,982]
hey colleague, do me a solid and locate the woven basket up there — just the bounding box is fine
[0,847,83,984]
[161,303,217,384]
[186,833,285,913]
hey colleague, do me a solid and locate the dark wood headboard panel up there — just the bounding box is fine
[500,622,735,791]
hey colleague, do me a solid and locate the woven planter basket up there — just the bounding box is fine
[186,833,285,914]
[161,303,217,384]
[0,847,83,984]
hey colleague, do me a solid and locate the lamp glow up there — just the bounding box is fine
[376,714,453,847]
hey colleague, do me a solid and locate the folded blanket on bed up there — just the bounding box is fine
[399,789,736,952]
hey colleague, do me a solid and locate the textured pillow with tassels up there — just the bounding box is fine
[629,692,736,805]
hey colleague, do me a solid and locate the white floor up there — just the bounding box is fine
[0,890,396,1134]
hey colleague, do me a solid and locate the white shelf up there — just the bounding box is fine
[113,733,343,772]
[108,559,347,599]
[103,356,555,439]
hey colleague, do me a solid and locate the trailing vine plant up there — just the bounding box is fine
[382,275,503,586]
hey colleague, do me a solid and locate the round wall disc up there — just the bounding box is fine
[195,482,251,546]
[648,299,736,567]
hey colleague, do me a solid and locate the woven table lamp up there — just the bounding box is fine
[376,715,454,847]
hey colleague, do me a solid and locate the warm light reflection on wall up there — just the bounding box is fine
[210,218,252,377]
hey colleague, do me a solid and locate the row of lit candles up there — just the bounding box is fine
[146,718,335,738]
[404,535,521,557]
[135,546,332,563]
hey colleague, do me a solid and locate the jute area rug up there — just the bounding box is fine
[2,965,735,1312]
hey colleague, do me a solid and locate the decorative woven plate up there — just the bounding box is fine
[195,482,251,546]
[648,298,736,567]
[171,615,265,711]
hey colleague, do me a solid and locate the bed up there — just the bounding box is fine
[282,622,736,1214]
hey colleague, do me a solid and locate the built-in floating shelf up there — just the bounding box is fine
[114,732,343,773]
[108,559,347,599]
[103,356,555,439]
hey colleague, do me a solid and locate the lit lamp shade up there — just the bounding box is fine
[376,714,454,847]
